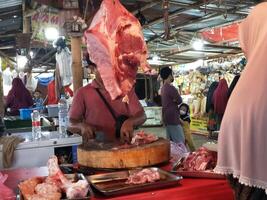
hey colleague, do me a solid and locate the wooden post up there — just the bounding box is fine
[22,0,31,34]
[70,35,83,93]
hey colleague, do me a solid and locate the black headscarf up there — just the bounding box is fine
[227,74,240,98]
[179,103,191,123]
[85,53,96,68]
[160,67,172,80]
[206,81,219,113]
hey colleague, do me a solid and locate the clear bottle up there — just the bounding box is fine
[58,95,69,137]
[31,110,41,140]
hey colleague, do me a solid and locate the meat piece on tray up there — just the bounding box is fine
[27,193,61,200]
[18,177,44,199]
[84,0,151,100]
[19,156,89,200]
[126,169,160,185]
[35,182,61,197]
[47,156,89,199]
[65,180,89,199]
[179,147,217,171]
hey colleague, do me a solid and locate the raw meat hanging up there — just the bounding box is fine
[126,169,160,185]
[84,0,151,100]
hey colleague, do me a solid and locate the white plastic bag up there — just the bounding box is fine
[56,48,73,86]
[170,141,189,163]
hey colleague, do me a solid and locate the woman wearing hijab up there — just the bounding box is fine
[212,78,228,130]
[206,81,219,135]
[215,2,267,199]
[5,78,33,116]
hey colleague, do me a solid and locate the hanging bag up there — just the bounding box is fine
[95,88,128,138]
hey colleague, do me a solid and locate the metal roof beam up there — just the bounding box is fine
[204,44,241,50]
[147,3,249,43]
[147,12,218,43]
[132,1,160,15]
[0,34,16,39]
[161,43,241,57]
[144,0,214,28]
[0,50,16,63]
[169,1,248,16]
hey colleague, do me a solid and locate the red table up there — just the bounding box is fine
[2,167,234,200]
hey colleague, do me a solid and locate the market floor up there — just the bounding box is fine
[141,126,215,149]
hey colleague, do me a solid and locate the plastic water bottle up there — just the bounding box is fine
[31,110,41,140]
[58,95,69,137]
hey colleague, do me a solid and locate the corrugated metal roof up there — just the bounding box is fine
[0,0,22,9]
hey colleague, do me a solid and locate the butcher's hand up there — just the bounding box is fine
[81,123,95,143]
[120,119,134,143]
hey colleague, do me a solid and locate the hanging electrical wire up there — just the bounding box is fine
[163,0,170,40]
[83,0,90,21]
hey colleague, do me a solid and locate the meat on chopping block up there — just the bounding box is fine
[112,131,159,150]
[84,0,151,100]
[78,138,170,169]
[131,131,158,145]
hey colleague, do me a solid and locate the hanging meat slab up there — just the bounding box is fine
[84,0,151,100]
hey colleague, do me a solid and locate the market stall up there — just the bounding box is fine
[172,55,245,135]
[0,0,257,199]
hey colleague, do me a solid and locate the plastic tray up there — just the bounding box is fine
[172,170,225,179]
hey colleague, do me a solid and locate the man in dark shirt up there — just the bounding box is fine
[160,67,185,143]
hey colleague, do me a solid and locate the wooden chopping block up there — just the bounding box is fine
[78,138,170,169]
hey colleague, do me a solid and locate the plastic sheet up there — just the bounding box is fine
[0,172,15,200]
[170,141,189,163]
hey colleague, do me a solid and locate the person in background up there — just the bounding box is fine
[46,69,63,105]
[46,79,58,105]
[5,78,33,116]
[215,2,267,199]
[33,90,44,108]
[212,78,228,130]
[206,81,219,136]
[160,67,185,143]
[68,56,146,143]
[179,103,196,151]
[153,92,162,106]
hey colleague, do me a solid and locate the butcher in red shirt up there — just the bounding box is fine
[68,59,146,143]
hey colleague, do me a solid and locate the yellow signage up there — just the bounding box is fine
[190,117,208,133]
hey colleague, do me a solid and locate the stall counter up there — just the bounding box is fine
[2,166,234,200]
[0,131,82,169]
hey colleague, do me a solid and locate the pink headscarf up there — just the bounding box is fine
[215,2,267,191]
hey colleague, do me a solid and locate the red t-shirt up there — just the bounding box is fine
[47,80,58,105]
[69,81,143,138]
